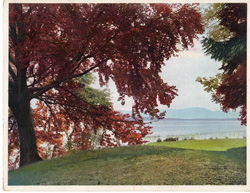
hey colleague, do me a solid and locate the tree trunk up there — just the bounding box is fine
[9,5,42,167]
[9,85,42,167]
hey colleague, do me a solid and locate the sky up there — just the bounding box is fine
[92,37,224,112]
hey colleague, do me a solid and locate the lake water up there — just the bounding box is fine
[144,119,246,143]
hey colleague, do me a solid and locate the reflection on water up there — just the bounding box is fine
[144,119,246,143]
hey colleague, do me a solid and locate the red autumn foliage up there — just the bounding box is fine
[217,4,247,125]
[218,3,247,38]
[8,99,152,169]
[8,3,204,167]
[216,65,246,125]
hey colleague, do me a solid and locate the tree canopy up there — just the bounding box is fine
[202,3,231,41]
[8,3,204,167]
[200,3,246,125]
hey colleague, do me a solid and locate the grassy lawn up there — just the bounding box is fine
[8,138,246,185]
[146,138,247,151]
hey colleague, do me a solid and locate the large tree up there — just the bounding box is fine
[200,3,246,125]
[9,3,204,166]
[8,73,123,169]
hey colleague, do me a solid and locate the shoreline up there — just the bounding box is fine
[144,130,246,143]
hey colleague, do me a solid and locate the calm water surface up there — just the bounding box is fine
[144,119,246,142]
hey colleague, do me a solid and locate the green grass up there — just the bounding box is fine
[8,138,246,185]
[147,138,246,151]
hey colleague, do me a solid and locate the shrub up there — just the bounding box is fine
[157,139,162,142]
[165,137,178,142]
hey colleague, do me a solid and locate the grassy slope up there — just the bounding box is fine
[8,139,246,185]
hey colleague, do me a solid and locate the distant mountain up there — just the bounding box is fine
[118,107,239,120]
[163,107,239,119]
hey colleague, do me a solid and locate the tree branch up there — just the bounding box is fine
[69,30,119,76]
[55,86,140,125]
[29,26,118,99]
[29,60,106,99]
[43,98,110,131]
[8,120,17,131]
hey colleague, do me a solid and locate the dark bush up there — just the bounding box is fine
[165,137,178,142]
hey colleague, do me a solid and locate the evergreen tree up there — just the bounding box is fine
[200,3,246,125]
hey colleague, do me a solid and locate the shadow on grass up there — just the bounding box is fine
[212,147,246,163]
